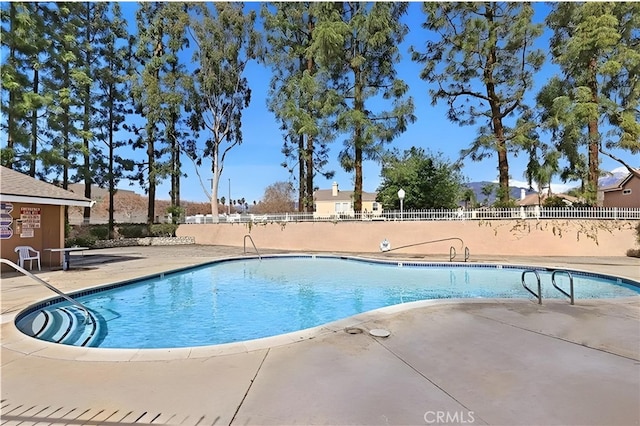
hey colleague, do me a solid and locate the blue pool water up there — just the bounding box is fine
[16,256,640,349]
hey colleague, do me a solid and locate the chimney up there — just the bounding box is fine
[520,188,526,201]
[332,182,339,197]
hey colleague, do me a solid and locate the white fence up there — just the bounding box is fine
[183,207,640,224]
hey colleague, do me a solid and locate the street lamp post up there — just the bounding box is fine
[228,178,231,215]
[398,188,405,221]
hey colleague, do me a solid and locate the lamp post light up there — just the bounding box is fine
[397,188,405,221]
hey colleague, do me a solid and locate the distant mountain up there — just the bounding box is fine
[464,181,536,205]
[599,167,630,188]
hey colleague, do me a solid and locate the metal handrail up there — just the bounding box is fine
[243,234,261,259]
[521,269,542,304]
[552,270,575,305]
[464,247,470,262]
[449,246,456,262]
[0,258,94,325]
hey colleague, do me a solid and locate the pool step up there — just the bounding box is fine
[16,306,102,347]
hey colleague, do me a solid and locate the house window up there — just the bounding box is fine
[623,189,632,195]
[372,202,379,211]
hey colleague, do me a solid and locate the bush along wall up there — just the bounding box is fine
[67,223,189,248]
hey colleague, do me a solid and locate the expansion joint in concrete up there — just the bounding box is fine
[229,348,270,425]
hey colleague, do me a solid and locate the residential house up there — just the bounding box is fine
[602,170,640,208]
[314,182,382,218]
[516,190,579,207]
[0,166,93,271]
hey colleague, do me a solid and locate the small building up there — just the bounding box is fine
[0,166,93,271]
[602,170,640,208]
[313,182,382,218]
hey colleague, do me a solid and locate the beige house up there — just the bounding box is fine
[0,166,93,271]
[603,171,640,208]
[517,191,579,207]
[313,182,382,218]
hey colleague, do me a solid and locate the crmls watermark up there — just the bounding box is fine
[424,410,475,424]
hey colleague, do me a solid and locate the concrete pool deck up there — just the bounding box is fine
[1,246,639,425]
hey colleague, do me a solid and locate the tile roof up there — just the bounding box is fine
[0,166,92,205]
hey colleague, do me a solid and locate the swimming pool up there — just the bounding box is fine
[16,255,640,349]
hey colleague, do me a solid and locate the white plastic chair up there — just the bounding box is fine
[14,246,41,271]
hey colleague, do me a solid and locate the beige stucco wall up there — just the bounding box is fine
[177,219,639,257]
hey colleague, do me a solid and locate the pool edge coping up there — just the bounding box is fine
[5,253,640,362]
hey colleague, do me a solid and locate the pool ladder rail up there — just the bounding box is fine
[2,258,101,347]
[521,269,575,305]
[243,234,261,259]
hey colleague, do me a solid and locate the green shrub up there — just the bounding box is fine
[89,225,109,239]
[542,195,567,208]
[117,223,148,238]
[65,235,97,248]
[150,223,178,237]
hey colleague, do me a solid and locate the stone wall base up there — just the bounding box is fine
[94,236,195,248]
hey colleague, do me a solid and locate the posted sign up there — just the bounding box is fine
[0,203,13,239]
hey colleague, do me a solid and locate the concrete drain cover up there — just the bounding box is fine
[344,327,364,334]
[369,329,391,338]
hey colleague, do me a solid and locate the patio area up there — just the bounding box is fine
[1,246,639,425]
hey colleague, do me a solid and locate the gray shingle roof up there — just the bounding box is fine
[0,166,92,205]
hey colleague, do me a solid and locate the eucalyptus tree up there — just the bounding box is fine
[187,2,261,221]
[411,2,544,205]
[131,2,192,224]
[311,2,415,213]
[0,2,51,175]
[542,2,640,202]
[261,2,336,212]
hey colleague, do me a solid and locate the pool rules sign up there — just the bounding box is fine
[0,202,13,239]
[20,206,40,238]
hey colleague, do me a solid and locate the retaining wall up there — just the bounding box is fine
[94,236,195,248]
[176,219,638,257]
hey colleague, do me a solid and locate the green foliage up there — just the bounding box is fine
[149,223,178,237]
[376,147,464,210]
[89,225,109,239]
[166,205,185,224]
[117,223,148,238]
[492,186,518,208]
[542,195,568,208]
[541,2,640,202]
[65,235,98,248]
[311,2,415,212]
[411,3,544,204]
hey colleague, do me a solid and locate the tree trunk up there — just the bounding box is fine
[30,68,38,177]
[484,26,510,205]
[210,143,221,223]
[353,68,363,213]
[587,56,600,203]
[298,133,305,212]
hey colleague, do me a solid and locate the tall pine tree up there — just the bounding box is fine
[312,2,415,212]
[411,2,544,205]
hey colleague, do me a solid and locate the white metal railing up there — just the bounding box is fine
[182,207,640,224]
